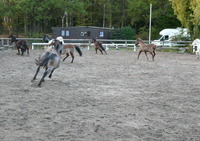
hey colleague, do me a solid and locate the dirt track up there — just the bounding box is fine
[0,48,200,141]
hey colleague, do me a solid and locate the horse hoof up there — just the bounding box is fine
[31,79,35,83]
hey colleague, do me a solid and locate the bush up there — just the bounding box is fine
[110,26,135,40]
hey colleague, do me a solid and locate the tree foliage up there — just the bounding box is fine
[169,0,200,39]
[127,0,181,39]
[0,0,187,39]
[110,26,135,40]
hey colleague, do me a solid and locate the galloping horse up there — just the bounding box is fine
[49,39,82,63]
[135,38,156,61]
[9,34,29,56]
[91,38,107,54]
[31,39,62,87]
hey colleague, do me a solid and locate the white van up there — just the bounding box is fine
[152,28,189,47]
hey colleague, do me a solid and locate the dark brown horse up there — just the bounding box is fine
[135,38,156,61]
[9,34,29,56]
[92,38,107,54]
[49,39,82,63]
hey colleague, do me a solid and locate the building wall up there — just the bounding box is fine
[52,26,111,39]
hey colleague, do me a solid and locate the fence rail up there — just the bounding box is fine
[0,38,195,53]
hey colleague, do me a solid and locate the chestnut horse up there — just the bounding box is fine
[9,34,29,56]
[135,38,156,61]
[49,39,82,63]
[92,38,107,54]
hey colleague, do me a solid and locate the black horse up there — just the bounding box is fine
[43,34,53,43]
[9,34,29,56]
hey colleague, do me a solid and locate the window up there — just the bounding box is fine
[66,31,69,36]
[99,32,104,37]
[61,30,65,36]
[61,30,70,36]
[165,35,169,40]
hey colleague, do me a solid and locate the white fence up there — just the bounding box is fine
[0,38,194,53]
[0,38,137,50]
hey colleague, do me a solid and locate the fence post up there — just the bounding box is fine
[88,40,91,50]
[134,45,136,51]
[32,43,34,50]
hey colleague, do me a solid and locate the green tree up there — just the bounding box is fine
[127,0,181,39]
[169,0,200,39]
[110,26,135,40]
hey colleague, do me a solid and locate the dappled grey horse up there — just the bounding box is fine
[31,39,62,87]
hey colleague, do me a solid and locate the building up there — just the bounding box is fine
[52,26,112,39]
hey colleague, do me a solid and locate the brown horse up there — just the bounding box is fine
[9,34,29,56]
[62,44,82,63]
[49,40,82,63]
[135,38,156,61]
[92,38,107,54]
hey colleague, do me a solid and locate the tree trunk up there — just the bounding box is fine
[103,4,105,27]
[65,11,68,27]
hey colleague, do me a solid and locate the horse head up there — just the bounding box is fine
[9,34,17,43]
[135,38,143,46]
[135,38,140,46]
[50,39,63,54]
[56,36,64,45]
[43,34,52,43]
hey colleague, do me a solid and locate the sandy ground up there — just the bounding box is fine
[0,48,200,141]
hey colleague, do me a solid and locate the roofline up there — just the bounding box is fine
[52,26,112,30]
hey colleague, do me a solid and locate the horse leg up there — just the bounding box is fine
[48,68,55,79]
[153,51,156,57]
[137,51,142,59]
[38,68,51,87]
[21,49,24,56]
[49,66,59,78]
[17,47,20,55]
[95,47,98,54]
[24,43,29,55]
[32,66,40,82]
[27,46,29,55]
[150,52,154,61]
[144,52,149,60]
[99,48,103,54]
[63,53,69,62]
[70,52,74,63]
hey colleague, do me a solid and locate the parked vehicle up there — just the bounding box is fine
[152,28,190,47]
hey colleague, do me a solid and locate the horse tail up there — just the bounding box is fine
[24,41,28,50]
[35,52,52,66]
[75,45,82,56]
[99,42,105,51]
